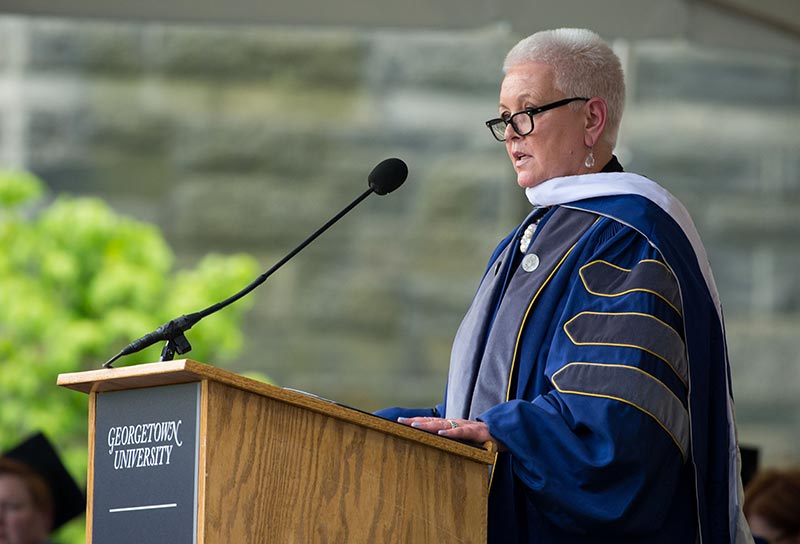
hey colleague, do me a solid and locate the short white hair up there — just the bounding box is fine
[504,28,625,148]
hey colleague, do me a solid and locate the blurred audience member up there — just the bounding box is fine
[744,467,800,544]
[1,433,85,544]
[0,457,53,544]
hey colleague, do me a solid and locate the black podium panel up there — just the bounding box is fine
[93,382,200,544]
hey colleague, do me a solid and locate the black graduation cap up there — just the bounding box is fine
[2,432,86,531]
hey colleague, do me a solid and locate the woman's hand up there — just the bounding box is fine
[397,416,505,451]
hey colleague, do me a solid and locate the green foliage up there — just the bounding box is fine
[0,170,43,207]
[0,170,259,543]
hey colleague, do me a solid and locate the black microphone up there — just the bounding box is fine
[369,157,407,195]
[102,158,408,368]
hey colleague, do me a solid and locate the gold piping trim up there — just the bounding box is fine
[551,362,688,459]
[563,311,688,388]
[579,259,682,316]
[488,220,597,491]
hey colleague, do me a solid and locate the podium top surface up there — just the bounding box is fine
[57,359,495,464]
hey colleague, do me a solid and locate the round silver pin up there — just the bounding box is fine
[522,253,540,272]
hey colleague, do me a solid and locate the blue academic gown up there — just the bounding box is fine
[378,181,738,543]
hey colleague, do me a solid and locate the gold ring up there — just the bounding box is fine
[447,419,459,429]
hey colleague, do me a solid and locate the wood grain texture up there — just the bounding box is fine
[57,360,205,394]
[85,393,96,544]
[196,380,210,544]
[201,380,488,543]
[60,360,492,542]
[58,360,494,464]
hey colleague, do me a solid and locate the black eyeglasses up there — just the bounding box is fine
[485,97,589,142]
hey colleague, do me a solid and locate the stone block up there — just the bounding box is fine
[213,83,361,121]
[413,152,512,221]
[171,117,368,178]
[91,151,174,197]
[726,314,800,464]
[26,19,366,87]
[172,121,297,175]
[151,26,365,88]
[727,315,800,401]
[26,108,89,166]
[84,108,173,154]
[708,244,800,316]
[28,19,146,73]
[238,320,451,410]
[627,147,761,197]
[622,104,799,158]
[706,244,756,315]
[704,197,800,244]
[28,161,92,195]
[166,175,352,246]
[377,88,502,135]
[365,29,514,92]
[297,270,405,335]
[634,43,799,107]
[761,249,800,313]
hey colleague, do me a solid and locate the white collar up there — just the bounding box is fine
[527,171,678,212]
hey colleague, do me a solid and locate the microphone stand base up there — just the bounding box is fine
[160,334,192,362]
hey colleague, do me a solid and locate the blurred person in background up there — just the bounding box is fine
[0,458,52,544]
[378,28,752,543]
[745,468,800,544]
[1,434,84,544]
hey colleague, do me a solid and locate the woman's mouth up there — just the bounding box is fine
[512,151,532,168]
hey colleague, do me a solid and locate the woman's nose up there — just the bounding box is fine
[504,122,518,140]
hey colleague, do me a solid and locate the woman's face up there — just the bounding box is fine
[0,475,50,544]
[499,62,589,188]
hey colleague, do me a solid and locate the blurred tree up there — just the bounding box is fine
[0,170,259,543]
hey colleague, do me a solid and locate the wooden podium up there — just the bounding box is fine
[58,360,494,543]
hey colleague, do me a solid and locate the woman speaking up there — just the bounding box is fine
[379,28,753,544]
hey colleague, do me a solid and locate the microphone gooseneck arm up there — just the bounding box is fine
[102,158,407,369]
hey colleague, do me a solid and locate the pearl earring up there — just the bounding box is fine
[584,149,595,169]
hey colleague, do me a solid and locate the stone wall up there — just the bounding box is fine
[1,15,798,465]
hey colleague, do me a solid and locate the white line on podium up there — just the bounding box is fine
[109,503,178,513]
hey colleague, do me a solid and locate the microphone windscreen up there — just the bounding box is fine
[368,158,408,195]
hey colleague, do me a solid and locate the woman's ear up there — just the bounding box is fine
[583,97,608,148]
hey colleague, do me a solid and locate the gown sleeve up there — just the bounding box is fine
[373,405,442,421]
[479,218,692,533]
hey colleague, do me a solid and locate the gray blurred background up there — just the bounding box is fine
[0,0,798,466]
